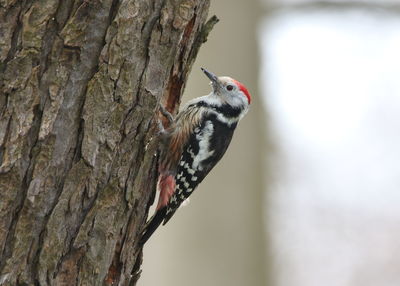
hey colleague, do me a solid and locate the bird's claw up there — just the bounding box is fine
[159,105,174,124]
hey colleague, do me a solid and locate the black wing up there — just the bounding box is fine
[163,114,237,224]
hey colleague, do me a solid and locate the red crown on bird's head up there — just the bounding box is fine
[233,79,251,104]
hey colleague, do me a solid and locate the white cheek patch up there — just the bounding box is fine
[192,120,214,171]
[224,92,249,109]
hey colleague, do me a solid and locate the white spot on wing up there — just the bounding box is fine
[181,198,190,206]
[178,176,190,188]
[188,148,196,159]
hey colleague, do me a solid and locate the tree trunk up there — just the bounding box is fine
[0,0,216,285]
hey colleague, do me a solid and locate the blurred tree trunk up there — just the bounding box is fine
[0,0,215,285]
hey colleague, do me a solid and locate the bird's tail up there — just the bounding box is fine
[140,173,175,245]
[139,206,167,245]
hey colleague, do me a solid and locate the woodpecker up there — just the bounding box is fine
[140,68,251,244]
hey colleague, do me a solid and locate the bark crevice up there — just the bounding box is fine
[0,0,215,285]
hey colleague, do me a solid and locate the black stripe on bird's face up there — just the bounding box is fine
[192,101,244,119]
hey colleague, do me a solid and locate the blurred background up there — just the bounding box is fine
[141,0,400,285]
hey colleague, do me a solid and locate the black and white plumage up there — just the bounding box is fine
[140,68,251,244]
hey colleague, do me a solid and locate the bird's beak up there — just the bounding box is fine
[201,68,220,91]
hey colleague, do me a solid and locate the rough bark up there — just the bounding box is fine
[0,0,216,285]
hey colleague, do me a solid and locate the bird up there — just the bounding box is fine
[140,68,251,244]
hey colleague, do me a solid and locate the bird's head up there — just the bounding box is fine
[201,68,251,109]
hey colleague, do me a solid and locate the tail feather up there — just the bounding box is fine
[139,207,167,245]
[162,208,177,226]
[140,173,175,245]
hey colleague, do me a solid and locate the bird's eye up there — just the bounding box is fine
[226,85,234,91]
